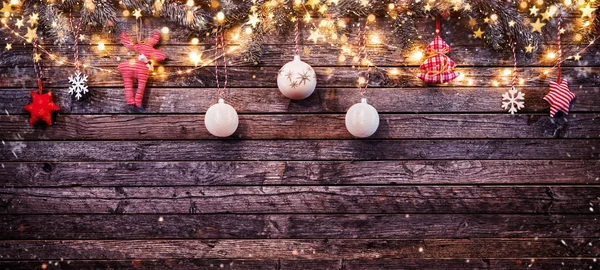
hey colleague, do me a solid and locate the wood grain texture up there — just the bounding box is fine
[1,239,598,260]
[1,186,598,214]
[2,160,598,187]
[2,87,600,114]
[343,258,600,269]
[1,114,599,140]
[1,14,598,269]
[2,214,599,240]
[0,66,597,88]
[0,259,598,270]
[0,260,282,270]
[1,140,598,161]
[1,43,597,67]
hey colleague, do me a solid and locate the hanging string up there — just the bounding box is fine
[214,28,228,99]
[32,38,43,94]
[556,16,562,82]
[69,10,83,73]
[357,18,370,97]
[510,39,518,89]
[135,11,143,42]
[435,16,441,36]
[294,18,300,56]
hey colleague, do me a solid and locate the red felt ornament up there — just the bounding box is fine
[417,18,460,84]
[24,78,60,126]
[118,32,166,108]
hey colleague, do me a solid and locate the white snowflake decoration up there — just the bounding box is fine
[68,71,89,100]
[501,87,525,114]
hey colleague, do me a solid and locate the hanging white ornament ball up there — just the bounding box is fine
[345,98,380,138]
[204,98,239,137]
[277,55,317,100]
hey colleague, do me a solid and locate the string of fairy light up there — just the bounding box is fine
[0,0,598,86]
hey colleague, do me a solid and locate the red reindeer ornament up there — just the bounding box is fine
[118,32,166,108]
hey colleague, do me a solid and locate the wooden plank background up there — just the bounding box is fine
[1,14,599,269]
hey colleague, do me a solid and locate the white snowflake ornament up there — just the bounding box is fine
[68,71,89,100]
[501,87,525,114]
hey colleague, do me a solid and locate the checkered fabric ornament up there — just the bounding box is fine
[417,35,460,84]
[544,79,575,117]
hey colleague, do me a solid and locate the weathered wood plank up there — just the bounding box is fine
[0,259,598,270]
[0,259,282,269]
[344,258,600,269]
[2,160,598,187]
[2,114,598,140]
[1,140,598,161]
[0,239,597,259]
[2,214,599,239]
[1,186,598,214]
[2,87,599,114]
[0,66,596,88]
[1,43,596,67]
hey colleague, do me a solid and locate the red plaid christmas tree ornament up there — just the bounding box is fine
[118,32,166,108]
[417,19,460,84]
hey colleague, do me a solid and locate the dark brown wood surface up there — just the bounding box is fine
[1,14,599,270]
[3,214,599,239]
[1,259,598,270]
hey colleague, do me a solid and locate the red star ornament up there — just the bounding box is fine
[543,79,575,117]
[24,79,60,126]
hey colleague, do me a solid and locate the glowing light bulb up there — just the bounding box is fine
[357,76,366,85]
[245,26,253,34]
[367,14,376,22]
[216,11,225,22]
[369,34,380,44]
[503,69,512,76]
[161,26,169,34]
[388,3,395,9]
[546,51,557,59]
[411,50,424,61]
[189,51,201,66]
[490,14,498,21]
[10,0,18,5]
[97,42,105,51]
[186,0,194,6]
[191,37,199,45]
[519,1,528,9]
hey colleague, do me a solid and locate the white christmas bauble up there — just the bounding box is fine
[345,98,380,138]
[204,98,239,137]
[277,55,317,100]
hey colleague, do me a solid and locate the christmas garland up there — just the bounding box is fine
[6,0,598,64]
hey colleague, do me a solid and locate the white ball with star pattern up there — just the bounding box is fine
[204,98,239,137]
[277,55,317,100]
[345,98,379,138]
